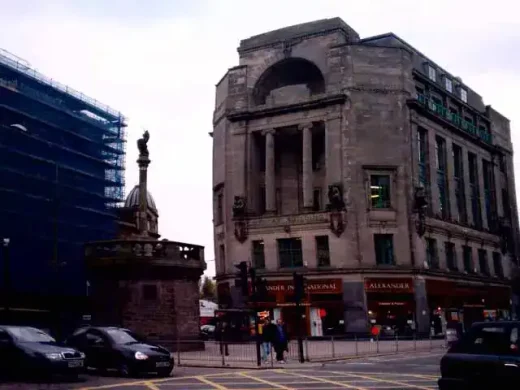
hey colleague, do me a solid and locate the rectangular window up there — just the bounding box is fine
[313,188,322,211]
[218,244,225,274]
[316,236,330,267]
[277,238,303,268]
[483,159,496,230]
[463,246,473,273]
[259,187,266,214]
[453,144,467,222]
[493,252,504,278]
[374,234,394,265]
[502,189,511,216]
[418,128,428,188]
[478,249,489,275]
[445,242,457,271]
[426,238,439,269]
[436,136,449,219]
[428,65,436,82]
[370,175,391,208]
[275,188,282,214]
[460,88,468,103]
[445,78,453,93]
[468,153,482,228]
[252,240,265,269]
[216,193,224,224]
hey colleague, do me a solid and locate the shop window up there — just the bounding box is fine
[493,252,504,278]
[478,249,490,276]
[316,236,330,267]
[370,175,391,209]
[426,238,439,269]
[374,234,394,265]
[313,188,322,211]
[142,284,157,301]
[277,238,303,268]
[445,242,457,271]
[252,240,265,269]
[463,245,473,273]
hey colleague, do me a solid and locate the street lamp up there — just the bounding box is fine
[2,238,10,322]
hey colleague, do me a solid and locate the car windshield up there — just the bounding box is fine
[6,327,55,343]
[106,329,145,344]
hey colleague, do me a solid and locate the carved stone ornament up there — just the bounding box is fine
[234,220,248,243]
[329,211,344,237]
[232,196,246,219]
[137,130,150,157]
[327,184,345,212]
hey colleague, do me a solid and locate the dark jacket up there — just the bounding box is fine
[262,323,277,343]
[215,323,230,342]
[273,323,289,350]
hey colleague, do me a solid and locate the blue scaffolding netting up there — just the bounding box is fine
[0,49,127,298]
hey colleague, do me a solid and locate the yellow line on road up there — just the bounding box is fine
[238,372,294,389]
[144,381,161,390]
[336,371,434,390]
[316,371,438,380]
[196,375,229,390]
[279,370,368,390]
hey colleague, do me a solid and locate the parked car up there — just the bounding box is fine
[0,325,85,379]
[64,326,173,377]
[439,321,520,389]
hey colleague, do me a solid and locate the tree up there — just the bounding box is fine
[200,276,216,301]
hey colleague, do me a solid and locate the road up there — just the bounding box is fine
[0,350,444,389]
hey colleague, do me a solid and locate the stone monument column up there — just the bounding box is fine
[263,129,276,213]
[299,122,313,209]
[137,130,151,236]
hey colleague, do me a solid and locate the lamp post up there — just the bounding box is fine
[2,238,10,323]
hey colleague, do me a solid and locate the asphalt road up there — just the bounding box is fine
[0,350,444,389]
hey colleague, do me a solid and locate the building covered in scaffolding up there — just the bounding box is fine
[0,48,126,331]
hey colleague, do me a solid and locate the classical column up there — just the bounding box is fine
[263,129,276,213]
[299,122,313,209]
[136,131,151,236]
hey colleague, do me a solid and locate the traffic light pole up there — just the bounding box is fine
[293,272,305,363]
[249,267,261,367]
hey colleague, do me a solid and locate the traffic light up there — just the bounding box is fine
[293,272,306,303]
[235,261,248,296]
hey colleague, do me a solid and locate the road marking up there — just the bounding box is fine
[311,371,438,380]
[144,381,161,390]
[238,372,294,389]
[279,369,368,390]
[196,376,230,390]
[335,371,435,390]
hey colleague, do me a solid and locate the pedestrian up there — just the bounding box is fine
[215,321,230,356]
[261,317,276,363]
[273,319,289,363]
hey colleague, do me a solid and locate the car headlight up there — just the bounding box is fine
[134,351,148,360]
[45,353,63,360]
[79,352,86,359]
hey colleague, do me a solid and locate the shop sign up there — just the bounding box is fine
[266,279,342,295]
[364,278,414,294]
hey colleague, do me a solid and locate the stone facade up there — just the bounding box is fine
[212,18,519,333]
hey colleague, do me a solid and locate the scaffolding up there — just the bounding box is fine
[0,50,127,302]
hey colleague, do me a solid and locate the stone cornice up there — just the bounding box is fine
[227,93,347,122]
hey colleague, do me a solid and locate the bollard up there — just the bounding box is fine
[176,336,181,365]
[304,337,310,362]
[395,334,398,352]
[355,335,358,356]
[221,340,225,367]
[331,336,335,358]
[376,335,380,354]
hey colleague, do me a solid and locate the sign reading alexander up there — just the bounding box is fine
[266,279,342,295]
[364,278,414,294]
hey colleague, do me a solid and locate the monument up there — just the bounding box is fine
[85,131,206,351]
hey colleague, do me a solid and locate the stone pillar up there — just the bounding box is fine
[325,113,342,186]
[137,155,150,236]
[414,277,430,334]
[342,281,368,334]
[263,129,276,213]
[299,122,313,209]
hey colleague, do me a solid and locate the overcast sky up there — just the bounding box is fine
[0,0,518,278]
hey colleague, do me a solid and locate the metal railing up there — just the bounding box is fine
[174,334,446,367]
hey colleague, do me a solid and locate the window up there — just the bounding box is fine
[478,249,489,275]
[499,155,506,173]
[445,242,457,271]
[252,240,265,269]
[418,128,429,189]
[142,284,157,301]
[453,144,467,222]
[316,236,330,267]
[463,246,473,273]
[428,65,436,82]
[493,252,504,278]
[502,189,511,216]
[259,187,266,214]
[483,159,496,229]
[374,234,394,265]
[468,153,482,228]
[278,238,303,268]
[216,193,224,225]
[370,175,391,208]
[218,244,225,274]
[460,88,468,103]
[313,188,322,211]
[463,325,511,355]
[445,78,453,93]
[426,238,439,269]
[436,137,449,219]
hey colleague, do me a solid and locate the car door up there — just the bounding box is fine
[84,330,111,370]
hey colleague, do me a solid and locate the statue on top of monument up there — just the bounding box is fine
[137,130,150,157]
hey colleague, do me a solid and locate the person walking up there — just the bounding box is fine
[215,321,230,356]
[261,318,276,363]
[273,319,289,363]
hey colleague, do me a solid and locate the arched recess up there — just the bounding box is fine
[252,58,325,106]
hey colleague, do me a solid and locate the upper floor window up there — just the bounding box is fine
[316,236,330,267]
[418,128,428,188]
[445,242,457,271]
[428,65,436,82]
[374,234,395,265]
[445,78,453,93]
[478,249,489,276]
[216,193,224,225]
[493,252,504,278]
[313,188,322,211]
[426,238,439,269]
[460,88,468,103]
[463,245,473,273]
[252,240,265,269]
[436,136,449,219]
[218,244,226,274]
[278,238,303,268]
[370,175,391,209]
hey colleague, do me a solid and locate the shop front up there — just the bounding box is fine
[364,277,416,336]
[255,278,343,337]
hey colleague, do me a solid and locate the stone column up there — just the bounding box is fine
[137,155,150,236]
[263,129,276,213]
[299,122,313,209]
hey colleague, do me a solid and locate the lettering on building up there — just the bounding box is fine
[249,213,329,229]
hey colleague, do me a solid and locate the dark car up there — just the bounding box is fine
[439,321,520,389]
[65,326,174,377]
[0,325,85,379]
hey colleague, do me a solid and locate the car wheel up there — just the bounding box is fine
[118,363,137,378]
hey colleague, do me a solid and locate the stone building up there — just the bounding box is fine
[212,18,519,336]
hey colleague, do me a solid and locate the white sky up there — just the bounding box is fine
[0,0,518,278]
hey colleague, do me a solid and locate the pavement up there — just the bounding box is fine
[0,350,444,389]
